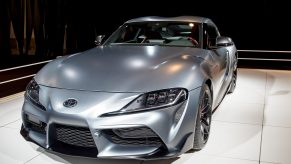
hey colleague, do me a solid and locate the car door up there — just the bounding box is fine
[202,23,232,107]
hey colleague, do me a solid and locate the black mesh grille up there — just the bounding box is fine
[112,127,158,138]
[103,127,163,147]
[55,124,96,147]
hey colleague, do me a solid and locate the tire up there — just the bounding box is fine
[193,84,212,150]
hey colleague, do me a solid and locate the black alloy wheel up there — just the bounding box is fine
[193,84,212,150]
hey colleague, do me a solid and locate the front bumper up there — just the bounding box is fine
[20,86,201,159]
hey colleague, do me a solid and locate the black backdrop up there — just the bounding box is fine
[0,0,290,59]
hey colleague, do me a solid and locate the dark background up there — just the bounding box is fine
[1,0,290,61]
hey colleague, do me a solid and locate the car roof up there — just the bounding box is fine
[125,16,215,25]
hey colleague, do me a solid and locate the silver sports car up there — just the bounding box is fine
[20,16,237,159]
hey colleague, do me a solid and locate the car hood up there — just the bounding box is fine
[35,45,208,92]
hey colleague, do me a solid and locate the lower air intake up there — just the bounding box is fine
[55,124,96,147]
[103,127,164,147]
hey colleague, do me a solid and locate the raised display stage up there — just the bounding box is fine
[0,68,291,164]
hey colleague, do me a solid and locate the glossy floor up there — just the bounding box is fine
[1,69,291,164]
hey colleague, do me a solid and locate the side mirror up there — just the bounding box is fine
[216,36,233,47]
[95,35,105,46]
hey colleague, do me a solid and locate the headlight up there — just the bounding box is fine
[26,79,46,111]
[101,88,187,116]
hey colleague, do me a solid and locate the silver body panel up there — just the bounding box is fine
[36,46,211,92]
[126,16,215,25]
[21,16,237,159]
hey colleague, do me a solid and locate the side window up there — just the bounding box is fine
[203,24,218,49]
[207,24,219,47]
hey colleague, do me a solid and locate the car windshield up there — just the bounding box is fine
[105,22,200,47]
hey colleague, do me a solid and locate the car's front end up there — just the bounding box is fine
[20,17,216,159]
[21,79,202,159]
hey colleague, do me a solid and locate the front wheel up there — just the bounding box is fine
[193,84,212,150]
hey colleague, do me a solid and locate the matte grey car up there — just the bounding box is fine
[20,16,238,159]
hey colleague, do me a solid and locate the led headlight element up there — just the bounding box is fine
[102,88,187,116]
[26,79,39,102]
[26,79,46,111]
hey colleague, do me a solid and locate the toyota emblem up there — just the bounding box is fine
[63,99,78,108]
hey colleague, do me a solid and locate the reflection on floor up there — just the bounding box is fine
[1,68,291,164]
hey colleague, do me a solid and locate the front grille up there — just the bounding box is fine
[103,127,163,147]
[55,124,96,147]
